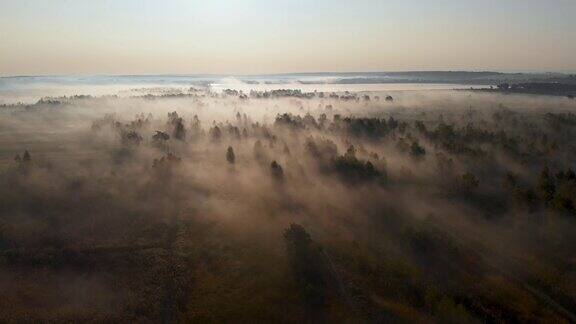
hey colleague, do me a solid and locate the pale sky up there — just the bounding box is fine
[1,0,575,75]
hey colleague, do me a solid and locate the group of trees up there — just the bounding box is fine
[332,146,382,184]
[538,167,576,215]
[89,107,576,222]
[13,150,32,172]
[5,87,576,322]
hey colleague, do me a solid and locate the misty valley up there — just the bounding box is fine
[1,87,576,323]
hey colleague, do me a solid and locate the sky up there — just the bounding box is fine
[1,0,575,75]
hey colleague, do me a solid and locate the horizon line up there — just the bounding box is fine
[2,69,575,79]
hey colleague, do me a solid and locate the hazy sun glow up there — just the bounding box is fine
[1,0,575,75]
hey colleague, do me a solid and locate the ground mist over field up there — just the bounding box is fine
[1,88,576,323]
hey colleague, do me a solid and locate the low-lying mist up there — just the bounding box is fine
[1,88,576,323]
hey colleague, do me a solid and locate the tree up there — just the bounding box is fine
[283,224,326,310]
[209,126,222,142]
[270,161,284,181]
[333,153,381,184]
[153,130,170,142]
[550,169,576,214]
[410,141,426,159]
[173,119,186,141]
[226,146,235,164]
[22,150,31,162]
[17,150,33,173]
[461,172,479,191]
[121,130,143,146]
[152,152,181,178]
[415,120,427,133]
[345,145,356,159]
[190,115,202,139]
[538,167,555,202]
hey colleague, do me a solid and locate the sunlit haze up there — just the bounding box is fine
[1,0,575,75]
[3,2,576,323]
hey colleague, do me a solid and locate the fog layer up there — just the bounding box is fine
[1,88,576,323]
